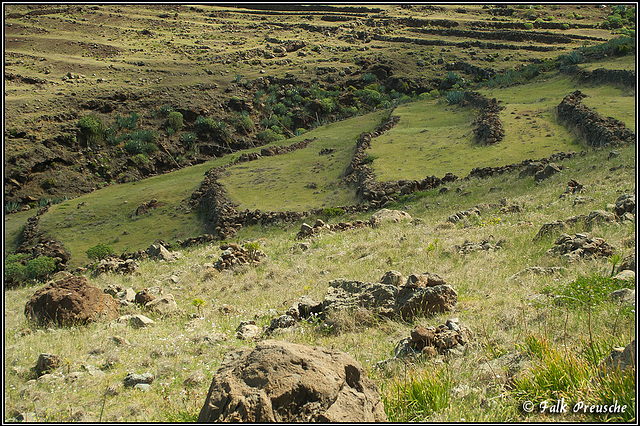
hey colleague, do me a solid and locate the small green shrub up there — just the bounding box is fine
[86,243,115,261]
[4,262,27,284]
[158,105,174,116]
[257,129,285,143]
[322,207,344,218]
[25,256,56,282]
[523,22,534,30]
[116,112,141,130]
[167,111,184,131]
[445,90,465,105]
[77,115,106,146]
[361,154,378,165]
[181,132,197,148]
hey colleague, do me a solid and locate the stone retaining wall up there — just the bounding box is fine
[557,90,635,147]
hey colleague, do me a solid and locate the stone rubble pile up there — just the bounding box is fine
[213,242,266,271]
[546,232,615,261]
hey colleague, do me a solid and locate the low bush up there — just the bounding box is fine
[167,111,184,132]
[77,114,106,146]
[25,256,56,282]
[86,243,115,261]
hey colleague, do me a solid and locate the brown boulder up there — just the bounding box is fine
[198,340,387,422]
[24,276,119,326]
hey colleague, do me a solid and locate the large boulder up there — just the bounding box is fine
[197,340,387,422]
[322,279,398,317]
[24,276,119,326]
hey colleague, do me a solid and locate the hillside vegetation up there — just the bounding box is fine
[3,4,636,423]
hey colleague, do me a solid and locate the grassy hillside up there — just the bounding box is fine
[3,4,636,423]
[4,143,635,422]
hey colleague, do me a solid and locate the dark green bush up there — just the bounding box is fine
[445,90,465,105]
[116,112,141,130]
[77,115,106,145]
[257,129,285,143]
[322,207,344,218]
[25,256,56,282]
[86,243,115,261]
[167,111,184,131]
[4,262,27,284]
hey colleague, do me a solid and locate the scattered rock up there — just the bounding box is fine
[508,266,565,280]
[614,193,635,218]
[565,178,584,194]
[25,275,120,326]
[613,270,635,282]
[546,232,614,261]
[197,340,387,422]
[93,258,139,275]
[370,209,412,223]
[380,270,404,287]
[116,314,155,329]
[34,353,62,377]
[147,242,181,262]
[323,273,457,320]
[104,285,136,304]
[534,162,562,182]
[599,340,636,375]
[609,288,635,305]
[455,238,503,254]
[533,220,566,240]
[145,294,179,315]
[236,320,261,340]
[214,243,266,271]
[123,372,154,388]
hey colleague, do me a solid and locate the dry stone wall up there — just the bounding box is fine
[557,90,636,147]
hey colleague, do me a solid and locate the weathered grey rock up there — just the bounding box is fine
[116,314,155,329]
[123,372,154,388]
[613,270,636,282]
[287,295,323,320]
[609,288,635,305]
[197,340,387,422]
[134,383,151,392]
[404,272,446,288]
[534,162,561,182]
[509,266,566,280]
[145,294,179,315]
[322,279,397,317]
[323,277,457,320]
[395,285,458,320]
[236,320,261,340]
[614,193,635,217]
[586,209,615,226]
[599,340,636,374]
[380,270,404,287]
[533,220,566,241]
[135,289,155,305]
[618,253,636,273]
[25,276,120,326]
[370,209,412,223]
[147,243,180,262]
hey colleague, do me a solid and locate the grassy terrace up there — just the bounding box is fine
[221,110,389,212]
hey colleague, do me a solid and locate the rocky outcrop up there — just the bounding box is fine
[24,275,120,326]
[323,271,457,320]
[198,340,387,422]
[557,90,635,147]
[390,319,473,361]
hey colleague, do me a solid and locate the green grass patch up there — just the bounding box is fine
[368,99,476,180]
[544,274,635,309]
[221,110,389,212]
